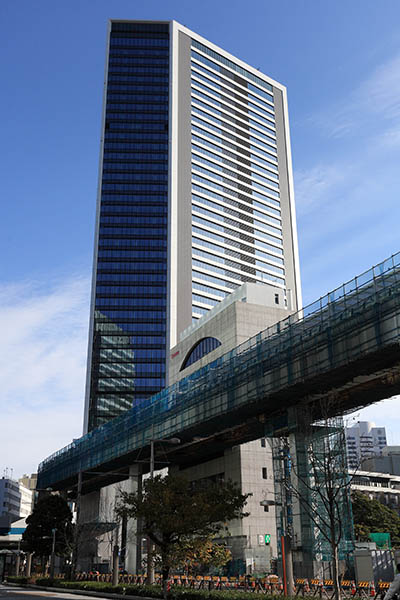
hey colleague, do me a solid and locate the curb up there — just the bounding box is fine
[2,582,157,600]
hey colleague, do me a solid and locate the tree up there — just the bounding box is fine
[23,494,73,571]
[116,473,249,598]
[278,405,355,600]
[164,534,232,575]
[351,491,400,546]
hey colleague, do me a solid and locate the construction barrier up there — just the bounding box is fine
[75,572,393,596]
[377,582,390,600]
[356,581,372,600]
[295,578,307,596]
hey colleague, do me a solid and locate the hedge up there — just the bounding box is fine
[5,576,29,585]
[30,579,297,600]
[3,578,336,600]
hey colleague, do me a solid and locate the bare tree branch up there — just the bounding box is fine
[276,399,354,600]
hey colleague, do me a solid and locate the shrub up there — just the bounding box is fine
[125,584,163,597]
[5,576,29,585]
[169,589,210,600]
[54,581,125,594]
[34,578,55,587]
[26,578,318,600]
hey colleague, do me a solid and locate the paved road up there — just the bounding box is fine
[0,585,96,600]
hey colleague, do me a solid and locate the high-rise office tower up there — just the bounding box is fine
[84,20,302,433]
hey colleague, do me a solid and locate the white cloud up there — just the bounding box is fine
[304,52,400,140]
[294,49,400,228]
[295,50,400,441]
[294,164,351,217]
[377,125,400,149]
[359,54,400,121]
[0,276,90,479]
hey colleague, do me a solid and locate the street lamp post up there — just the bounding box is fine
[149,437,181,479]
[49,528,57,579]
[147,437,180,584]
[71,471,82,580]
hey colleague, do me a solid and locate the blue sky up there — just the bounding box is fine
[2,0,400,478]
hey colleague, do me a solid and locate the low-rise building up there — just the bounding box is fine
[0,477,33,526]
[361,446,400,477]
[350,469,400,514]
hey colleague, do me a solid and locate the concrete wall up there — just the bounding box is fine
[175,439,276,573]
[168,297,291,573]
[362,454,400,476]
[169,297,289,384]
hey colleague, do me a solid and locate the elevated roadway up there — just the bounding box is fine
[37,253,400,494]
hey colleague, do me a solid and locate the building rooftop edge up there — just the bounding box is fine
[349,469,400,480]
[107,19,286,91]
[179,282,287,342]
[109,19,171,24]
[174,21,286,91]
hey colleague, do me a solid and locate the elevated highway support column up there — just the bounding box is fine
[125,464,142,574]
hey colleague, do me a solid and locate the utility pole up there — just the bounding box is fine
[282,438,294,596]
[272,437,295,596]
[71,471,82,579]
[281,534,294,596]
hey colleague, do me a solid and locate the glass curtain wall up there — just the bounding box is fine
[87,22,169,431]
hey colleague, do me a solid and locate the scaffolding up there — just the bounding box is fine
[271,414,354,577]
[38,252,400,490]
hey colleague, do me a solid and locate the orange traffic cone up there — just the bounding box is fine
[370,582,376,598]
[304,579,310,594]
[351,581,357,597]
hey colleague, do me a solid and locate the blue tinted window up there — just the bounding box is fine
[180,337,222,370]
[87,23,170,431]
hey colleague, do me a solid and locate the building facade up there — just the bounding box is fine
[18,473,37,493]
[345,421,387,470]
[168,284,289,571]
[350,469,400,515]
[83,20,301,433]
[361,446,400,476]
[0,477,33,527]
